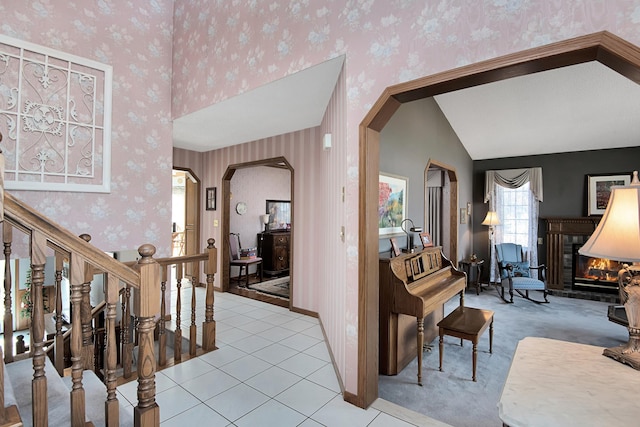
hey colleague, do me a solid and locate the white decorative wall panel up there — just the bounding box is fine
[0,35,112,192]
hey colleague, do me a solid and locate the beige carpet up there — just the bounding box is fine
[249,276,289,299]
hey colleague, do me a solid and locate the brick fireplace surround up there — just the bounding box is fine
[544,217,619,303]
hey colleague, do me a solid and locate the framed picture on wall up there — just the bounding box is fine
[586,173,630,216]
[206,187,216,211]
[389,237,401,257]
[378,173,407,236]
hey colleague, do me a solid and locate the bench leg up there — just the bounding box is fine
[472,341,477,382]
[417,318,424,386]
[490,320,494,353]
[439,333,443,372]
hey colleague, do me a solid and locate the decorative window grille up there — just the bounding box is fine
[0,35,112,192]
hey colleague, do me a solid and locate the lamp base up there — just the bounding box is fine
[603,346,640,370]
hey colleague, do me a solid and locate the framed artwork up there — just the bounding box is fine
[586,173,630,216]
[266,199,291,231]
[378,173,407,236]
[389,237,401,257]
[419,232,433,248]
[206,187,216,211]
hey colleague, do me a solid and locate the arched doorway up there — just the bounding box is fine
[423,159,458,260]
[356,31,640,408]
[221,156,294,309]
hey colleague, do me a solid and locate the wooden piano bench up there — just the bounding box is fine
[437,306,493,382]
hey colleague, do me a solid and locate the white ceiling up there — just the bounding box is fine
[173,55,345,152]
[434,61,640,160]
[173,59,640,158]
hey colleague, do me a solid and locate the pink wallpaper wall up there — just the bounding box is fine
[1,1,174,254]
[173,0,640,397]
[4,0,640,400]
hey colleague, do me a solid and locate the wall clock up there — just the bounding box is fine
[235,202,247,215]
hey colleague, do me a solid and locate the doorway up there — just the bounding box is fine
[172,168,201,280]
[221,157,294,309]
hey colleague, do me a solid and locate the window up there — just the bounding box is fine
[497,182,531,251]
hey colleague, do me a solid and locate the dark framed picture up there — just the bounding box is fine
[266,199,291,231]
[206,187,216,211]
[419,232,433,248]
[586,173,630,216]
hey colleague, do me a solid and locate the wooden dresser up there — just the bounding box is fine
[258,231,290,276]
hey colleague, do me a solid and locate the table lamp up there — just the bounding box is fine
[580,170,640,369]
[401,218,423,253]
[260,214,270,232]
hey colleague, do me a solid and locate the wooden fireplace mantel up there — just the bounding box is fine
[544,217,600,290]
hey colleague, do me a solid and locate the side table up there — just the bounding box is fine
[459,258,484,295]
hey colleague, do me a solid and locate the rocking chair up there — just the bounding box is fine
[495,243,549,303]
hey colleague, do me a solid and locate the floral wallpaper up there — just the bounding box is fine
[172,0,640,396]
[4,0,640,400]
[0,0,174,254]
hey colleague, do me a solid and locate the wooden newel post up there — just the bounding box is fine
[202,238,217,351]
[132,244,160,427]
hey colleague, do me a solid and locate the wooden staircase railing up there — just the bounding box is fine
[0,192,220,426]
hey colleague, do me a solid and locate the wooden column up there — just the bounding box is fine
[54,251,65,375]
[70,253,87,427]
[202,238,217,351]
[30,230,48,427]
[173,263,183,362]
[132,244,160,427]
[104,274,119,427]
[79,234,95,371]
[3,222,13,363]
[121,285,133,379]
[158,265,168,368]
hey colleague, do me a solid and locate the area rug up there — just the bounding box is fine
[249,276,289,299]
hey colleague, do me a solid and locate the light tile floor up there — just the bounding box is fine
[116,288,446,426]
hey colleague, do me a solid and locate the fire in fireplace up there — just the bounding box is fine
[572,244,622,294]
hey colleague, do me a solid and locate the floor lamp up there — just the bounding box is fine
[580,171,640,369]
[482,211,500,284]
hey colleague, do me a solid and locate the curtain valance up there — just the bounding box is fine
[484,167,543,202]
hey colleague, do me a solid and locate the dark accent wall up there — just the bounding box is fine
[472,146,640,276]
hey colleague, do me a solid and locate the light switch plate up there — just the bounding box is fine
[460,208,467,224]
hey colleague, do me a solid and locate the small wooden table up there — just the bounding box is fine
[437,306,493,382]
[459,258,485,295]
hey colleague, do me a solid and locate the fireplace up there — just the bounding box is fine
[572,244,622,294]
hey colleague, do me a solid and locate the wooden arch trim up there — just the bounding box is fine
[220,156,294,307]
[355,31,640,408]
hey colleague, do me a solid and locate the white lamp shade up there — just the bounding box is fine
[260,214,270,225]
[580,184,640,262]
[481,211,500,226]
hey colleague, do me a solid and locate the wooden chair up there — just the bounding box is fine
[229,232,263,287]
[495,243,549,303]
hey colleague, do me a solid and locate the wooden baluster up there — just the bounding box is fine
[202,238,217,351]
[132,244,160,427]
[31,230,48,427]
[174,263,183,362]
[70,252,87,427]
[54,251,65,375]
[190,265,197,356]
[104,274,120,427]
[122,285,133,379]
[158,265,168,367]
[79,234,95,371]
[3,222,13,363]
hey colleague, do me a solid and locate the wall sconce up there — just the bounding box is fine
[323,133,332,150]
[401,218,423,253]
